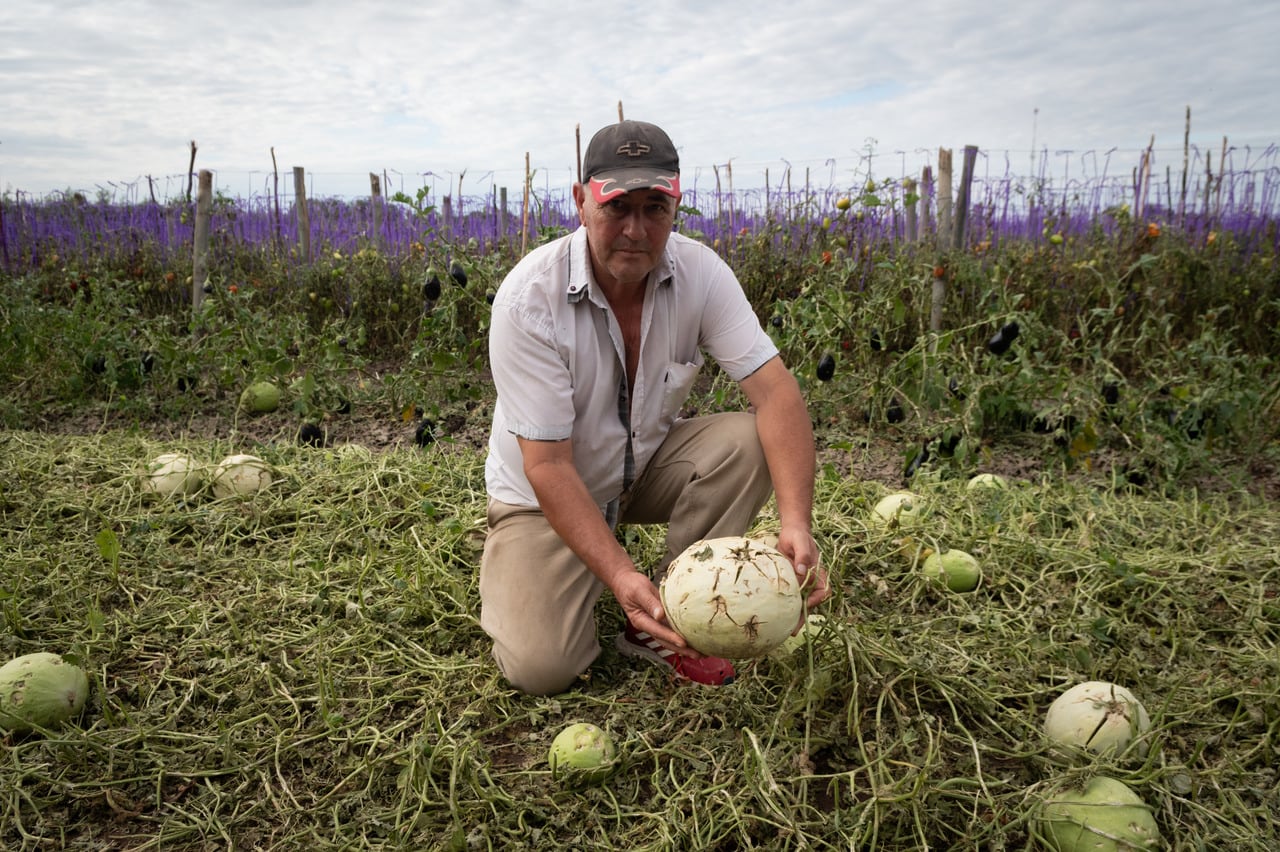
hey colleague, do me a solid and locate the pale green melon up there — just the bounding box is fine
[239,381,282,414]
[548,722,617,784]
[1039,776,1161,852]
[0,652,90,733]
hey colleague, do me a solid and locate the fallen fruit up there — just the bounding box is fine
[239,381,282,414]
[142,452,203,497]
[966,473,1008,490]
[922,549,982,592]
[548,722,617,784]
[1044,681,1151,757]
[869,491,927,529]
[0,652,90,733]
[1039,776,1161,852]
[211,454,273,499]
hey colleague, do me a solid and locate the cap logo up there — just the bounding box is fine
[616,140,650,158]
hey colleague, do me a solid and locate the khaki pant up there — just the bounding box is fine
[479,412,774,695]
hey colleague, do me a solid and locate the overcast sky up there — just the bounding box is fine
[3,0,1278,202]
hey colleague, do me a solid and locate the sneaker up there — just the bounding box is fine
[614,622,736,685]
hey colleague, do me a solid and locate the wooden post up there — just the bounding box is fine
[0,196,10,269]
[1135,137,1153,220]
[293,166,310,262]
[617,101,625,121]
[441,195,452,239]
[952,144,978,250]
[192,169,212,316]
[1179,105,1191,226]
[499,186,508,246]
[521,152,531,257]
[185,140,198,203]
[920,166,933,236]
[937,148,953,251]
[270,148,283,254]
[932,151,953,336]
[370,172,383,247]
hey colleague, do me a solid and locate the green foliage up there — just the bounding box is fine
[1,219,1278,491]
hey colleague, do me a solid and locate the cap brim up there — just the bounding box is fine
[588,170,681,204]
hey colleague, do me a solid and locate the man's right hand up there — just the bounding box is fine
[611,569,703,658]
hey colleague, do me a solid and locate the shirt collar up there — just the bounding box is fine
[565,226,676,305]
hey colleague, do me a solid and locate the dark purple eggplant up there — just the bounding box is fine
[987,321,1020,356]
[423,269,442,301]
[297,423,325,447]
[449,260,467,288]
[414,418,438,447]
[816,354,836,382]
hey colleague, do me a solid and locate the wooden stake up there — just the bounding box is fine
[575,123,582,185]
[937,148,953,251]
[370,172,383,247]
[521,152,531,257]
[270,147,283,254]
[293,166,311,263]
[952,144,978,251]
[192,169,212,318]
[185,140,198,203]
[617,100,624,121]
[1180,105,1191,225]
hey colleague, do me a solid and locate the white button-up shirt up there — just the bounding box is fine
[484,226,778,513]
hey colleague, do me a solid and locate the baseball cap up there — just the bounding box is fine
[582,120,681,203]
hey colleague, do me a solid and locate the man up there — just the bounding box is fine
[480,119,828,696]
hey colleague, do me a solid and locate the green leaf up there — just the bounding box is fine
[95,529,120,561]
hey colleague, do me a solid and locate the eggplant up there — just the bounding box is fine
[987,321,1020,356]
[297,423,325,447]
[903,442,930,483]
[414,418,438,447]
[816,354,836,382]
[423,269,442,301]
[449,260,467,288]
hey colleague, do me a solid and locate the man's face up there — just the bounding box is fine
[573,186,679,289]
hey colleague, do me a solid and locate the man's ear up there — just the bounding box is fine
[572,182,588,223]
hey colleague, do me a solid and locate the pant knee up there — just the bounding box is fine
[491,644,595,696]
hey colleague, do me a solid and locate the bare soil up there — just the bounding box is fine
[26,382,1279,501]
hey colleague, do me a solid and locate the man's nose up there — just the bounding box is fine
[620,208,647,236]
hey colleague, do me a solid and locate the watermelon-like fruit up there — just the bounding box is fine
[660,536,803,659]
[0,652,90,733]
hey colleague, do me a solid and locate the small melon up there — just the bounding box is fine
[141,452,203,497]
[211,454,273,498]
[548,722,617,784]
[239,381,282,414]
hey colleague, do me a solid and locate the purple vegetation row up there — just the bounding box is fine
[3,147,1278,272]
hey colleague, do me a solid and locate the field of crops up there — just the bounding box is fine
[1,159,1279,850]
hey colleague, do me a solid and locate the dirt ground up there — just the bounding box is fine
[27,383,1279,501]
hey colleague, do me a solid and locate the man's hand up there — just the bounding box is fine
[775,526,830,632]
[611,569,703,658]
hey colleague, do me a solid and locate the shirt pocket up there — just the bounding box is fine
[661,357,704,420]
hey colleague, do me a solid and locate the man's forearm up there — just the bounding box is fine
[525,459,637,592]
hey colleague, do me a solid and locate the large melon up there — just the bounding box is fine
[659,536,803,659]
